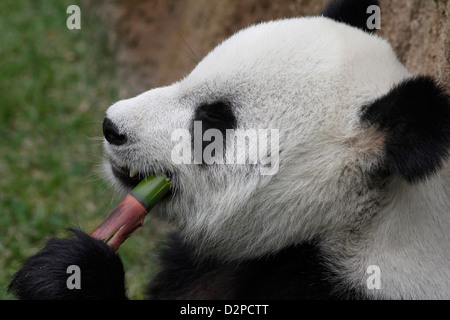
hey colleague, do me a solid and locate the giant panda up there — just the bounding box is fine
[9,0,450,300]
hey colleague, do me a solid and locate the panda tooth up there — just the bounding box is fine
[114,159,126,169]
[129,169,138,178]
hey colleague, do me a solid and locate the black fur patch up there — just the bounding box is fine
[361,76,450,183]
[8,229,127,300]
[148,233,360,299]
[191,101,237,164]
[321,0,380,33]
[9,230,361,299]
[148,233,237,299]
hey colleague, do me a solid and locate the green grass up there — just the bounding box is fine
[0,0,165,299]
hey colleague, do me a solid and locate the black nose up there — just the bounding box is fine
[103,117,127,145]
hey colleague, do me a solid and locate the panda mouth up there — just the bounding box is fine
[110,159,143,188]
[109,159,172,189]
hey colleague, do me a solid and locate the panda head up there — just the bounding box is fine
[103,0,450,261]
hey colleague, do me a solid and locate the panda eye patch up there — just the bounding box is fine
[192,101,237,134]
[190,101,237,164]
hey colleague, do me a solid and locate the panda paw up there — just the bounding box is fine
[8,229,128,300]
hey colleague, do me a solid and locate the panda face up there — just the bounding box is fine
[103,16,419,261]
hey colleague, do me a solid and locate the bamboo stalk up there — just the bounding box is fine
[90,174,172,251]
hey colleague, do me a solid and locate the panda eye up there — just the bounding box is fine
[192,101,237,134]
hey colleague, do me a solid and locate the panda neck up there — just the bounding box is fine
[329,165,450,299]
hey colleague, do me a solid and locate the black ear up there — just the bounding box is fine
[361,76,450,183]
[321,0,380,33]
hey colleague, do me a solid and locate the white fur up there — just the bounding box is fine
[103,16,450,298]
[328,159,450,299]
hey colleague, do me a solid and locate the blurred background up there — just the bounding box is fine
[1,0,448,299]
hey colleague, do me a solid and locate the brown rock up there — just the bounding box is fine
[378,0,449,88]
[85,0,449,97]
